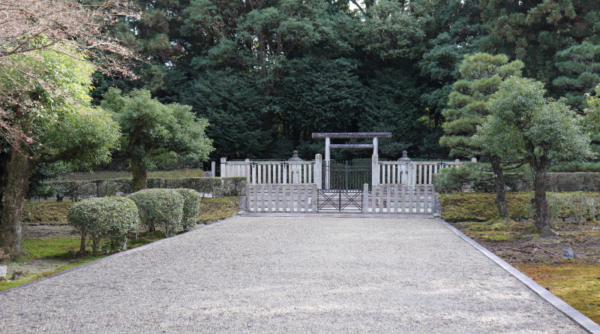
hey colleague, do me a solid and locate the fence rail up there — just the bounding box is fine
[363,184,436,214]
[246,184,318,213]
[245,183,435,215]
[219,154,461,189]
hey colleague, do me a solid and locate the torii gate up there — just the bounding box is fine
[312,132,392,189]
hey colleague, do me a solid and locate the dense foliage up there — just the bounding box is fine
[127,189,184,237]
[175,189,203,231]
[474,77,592,232]
[96,0,600,161]
[68,197,140,255]
[0,45,121,254]
[101,88,213,190]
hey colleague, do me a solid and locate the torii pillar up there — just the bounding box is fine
[312,132,392,189]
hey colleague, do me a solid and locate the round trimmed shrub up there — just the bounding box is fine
[175,188,202,231]
[68,197,139,255]
[127,189,184,237]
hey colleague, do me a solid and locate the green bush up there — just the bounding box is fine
[175,188,202,231]
[67,197,139,255]
[440,192,600,223]
[127,189,184,237]
[47,176,245,200]
[544,193,597,223]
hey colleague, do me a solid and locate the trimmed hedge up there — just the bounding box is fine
[439,192,600,223]
[42,177,246,201]
[175,188,203,231]
[68,197,140,255]
[435,167,600,194]
[128,189,184,237]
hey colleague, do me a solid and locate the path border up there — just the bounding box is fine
[436,218,600,334]
[242,213,433,219]
[0,215,242,296]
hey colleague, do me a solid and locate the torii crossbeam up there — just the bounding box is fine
[312,132,392,189]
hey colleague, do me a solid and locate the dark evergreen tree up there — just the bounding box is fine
[553,41,600,111]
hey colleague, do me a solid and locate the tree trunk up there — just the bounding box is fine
[0,140,33,255]
[131,155,147,192]
[490,156,510,222]
[532,156,551,234]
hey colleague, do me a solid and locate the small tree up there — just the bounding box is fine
[440,53,524,221]
[101,88,214,191]
[0,45,121,255]
[474,77,592,234]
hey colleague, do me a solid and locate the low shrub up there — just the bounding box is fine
[46,176,245,200]
[127,189,184,237]
[175,188,202,231]
[440,192,600,223]
[545,193,597,223]
[67,197,139,255]
[433,162,526,193]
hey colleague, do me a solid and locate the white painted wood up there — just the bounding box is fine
[386,185,391,214]
[362,183,369,213]
[394,184,399,213]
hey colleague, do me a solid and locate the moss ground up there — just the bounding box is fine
[445,193,600,323]
[515,264,600,324]
[196,197,239,224]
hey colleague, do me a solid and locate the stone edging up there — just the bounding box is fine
[242,213,434,219]
[0,215,242,296]
[436,218,600,334]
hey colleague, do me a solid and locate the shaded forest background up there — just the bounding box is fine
[93,0,600,162]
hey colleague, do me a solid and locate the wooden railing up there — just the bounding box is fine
[246,184,318,213]
[374,157,461,187]
[363,184,436,214]
[221,158,321,186]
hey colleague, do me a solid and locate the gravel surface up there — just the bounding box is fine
[0,217,587,333]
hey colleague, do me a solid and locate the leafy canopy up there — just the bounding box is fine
[101,88,214,166]
[474,77,592,164]
[440,53,524,158]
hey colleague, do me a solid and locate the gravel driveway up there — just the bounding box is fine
[0,216,587,333]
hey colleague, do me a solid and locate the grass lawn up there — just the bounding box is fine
[2,197,239,291]
[63,169,204,181]
[443,192,600,324]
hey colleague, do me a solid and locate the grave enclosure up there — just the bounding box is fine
[215,133,461,214]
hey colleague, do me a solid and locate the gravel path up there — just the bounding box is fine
[0,217,587,333]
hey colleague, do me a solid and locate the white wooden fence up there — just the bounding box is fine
[221,158,321,186]
[372,156,461,187]
[220,154,461,189]
[246,184,318,213]
[363,184,436,214]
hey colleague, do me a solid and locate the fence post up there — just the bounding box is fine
[325,137,330,189]
[362,183,369,213]
[312,184,318,213]
[371,154,379,187]
[409,162,416,189]
[220,157,227,177]
[315,154,322,189]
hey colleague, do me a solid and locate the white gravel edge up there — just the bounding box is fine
[437,218,600,334]
[0,215,243,297]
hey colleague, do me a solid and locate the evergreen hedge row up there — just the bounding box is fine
[43,177,245,201]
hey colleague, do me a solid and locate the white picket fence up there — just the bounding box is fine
[246,184,318,213]
[375,160,461,186]
[364,184,436,214]
[221,158,320,186]
[245,183,436,214]
[220,155,461,188]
